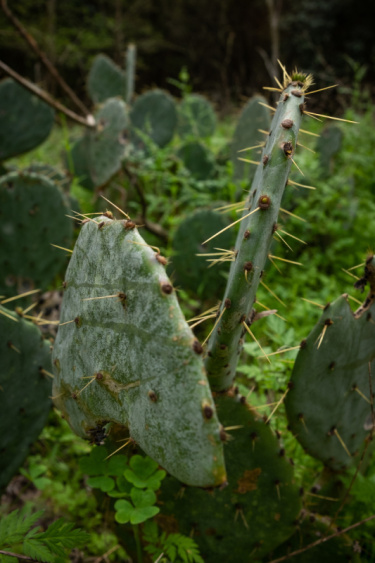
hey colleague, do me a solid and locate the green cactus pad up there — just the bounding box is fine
[230,96,271,181]
[70,99,128,188]
[0,79,55,162]
[285,293,375,471]
[26,163,71,193]
[52,216,226,487]
[170,208,235,300]
[177,141,215,180]
[87,54,126,104]
[0,306,52,491]
[177,94,216,138]
[130,90,177,148]
[0,171,73,296]
[160,393,301,562]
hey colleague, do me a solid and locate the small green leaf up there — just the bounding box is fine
[116,475,132,493]
[107,454,127,476]
[129,455,158,480]
[114,500,133,524]
[87,476,115,492]
[130,487,156,508]
[130,506,159,525]
[33,477,52,490]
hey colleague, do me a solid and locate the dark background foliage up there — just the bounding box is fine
[1,0,374,110]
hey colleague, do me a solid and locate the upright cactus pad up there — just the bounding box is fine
[71,99,128,188]
[0,79,54,161]
[170,209,235,300]
[177,94,216,138]
[0,171,73,296]
[177,141,215,180]
[230,96,271,181]
[204,73,309,391]
[130,90,177,148]
[52,216,226,487]
[0,306,52,491]
[87,54,126,104]
[316,125,343,175]
[160,393,301,562]
[285,257,375,470]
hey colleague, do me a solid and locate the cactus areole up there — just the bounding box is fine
[204,76,309,391]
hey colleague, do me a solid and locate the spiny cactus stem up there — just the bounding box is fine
[204,81,306,391]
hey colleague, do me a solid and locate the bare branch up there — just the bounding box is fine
[1,0,90,116]
[0,60,95,128]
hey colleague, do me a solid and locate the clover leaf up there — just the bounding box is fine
[114,488,160,525]
[124,455,166,490]
[79,446,108,476]
[87,475,115,492]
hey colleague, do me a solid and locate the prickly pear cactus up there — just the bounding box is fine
[0,171,73,296]
[230,96,271,182]
[170,208,235,300]
[52,216,226,487]
[316,125,343,175]
[71,98,128,188]
[177,94,216,138]
[26,162,71,193]
[285,257,375,471]
[177,141,215,180]
[160,392,301,562]
[205,72,311,391]
[130,90,177,148]
[0,79,55,162]
[87,54,126,104]
[0,306,52,491]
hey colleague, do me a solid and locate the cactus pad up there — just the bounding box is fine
[0,79,55,162]
[170,208,235,299]
[177,94,216,138]
[87,54,126,104]
[0,306,52,491]
[0,171,73,296]
[130,90,177,148]
[285,286,375,471]
[177,141,215,180]
[160,392,301,562]
[230,96,271,181]
[52,216,226,487]
[316,125,343,174]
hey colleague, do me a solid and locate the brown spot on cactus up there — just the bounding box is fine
[148,390,158,402]
[202,404,214,420]
[291,89,302,98]
[244,230,250,239]
[236,468,262,493]
[193,340,203,354]
[156,253,168,266]
[103,211,113,219]
[272,223,278,233]
[98,221,105,229]
[225,298,232,309]
[282,141,293,157]
[96,372,104,380]
[283,93,289,101]
[258,195,271,209]
[62,281,67,289]
[281,119,294,129]
[329,361,336,371]
[74,316,82,328]
[243,261,253,272]
[300,339,307,349]
[299,102,306,114]
[124,220,136,230]
[219,427,227,442]
[262,154,269,166]
[161,282,173,295]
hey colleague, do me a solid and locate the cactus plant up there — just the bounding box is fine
[130,90,177,148]
[0,305,52,491]
[285,257,375,471]
[87,54,127,105]
[0,170,73,297]
[177,94,216,138]
[52,215,226,487]
[204,76,309,391]
[0,78,54,162]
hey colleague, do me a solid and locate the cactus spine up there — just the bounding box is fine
[204,76,309,391]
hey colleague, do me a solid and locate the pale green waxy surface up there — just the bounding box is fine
[52,217,226,487]
[87,54,126,104]
[177,94,216,138]
[0,306,52,491]
[285,295,375,471]
[130,90,177,148]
